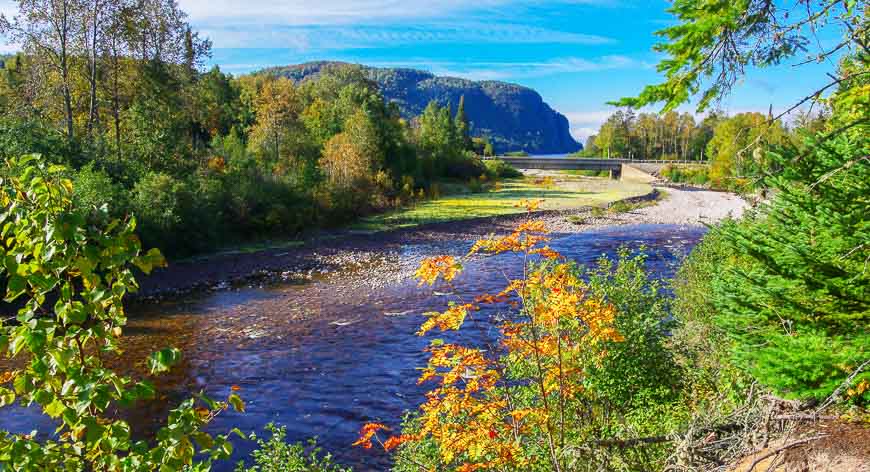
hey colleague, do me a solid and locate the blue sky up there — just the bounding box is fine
[0,0,834,141]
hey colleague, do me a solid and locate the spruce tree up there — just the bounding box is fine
[708,62,869,400]
[455,95,472,151]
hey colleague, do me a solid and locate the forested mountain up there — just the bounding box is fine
[262,61,581,154]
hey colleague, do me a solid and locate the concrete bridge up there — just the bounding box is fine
[493,157,706,181]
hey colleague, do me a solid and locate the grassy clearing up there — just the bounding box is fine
[560,169,611,178]
[353,175,652,232]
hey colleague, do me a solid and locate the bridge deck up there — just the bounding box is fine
[492,156,705,170]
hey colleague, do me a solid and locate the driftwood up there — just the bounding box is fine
[744,434,828,472]
[773,414,837,421]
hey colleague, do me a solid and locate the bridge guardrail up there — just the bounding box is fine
[484,156,708,164]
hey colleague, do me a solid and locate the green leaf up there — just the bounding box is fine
[44,399,66,418]
[5,275,26,301]
[191,431,214,449]
[0,387,15,407]
[227,393,245,413]
[147,348,182,374]
[133,248,166,275]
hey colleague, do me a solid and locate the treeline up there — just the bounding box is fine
[580,108,827,187]
[0,0,497,257]
[579,109,717,160]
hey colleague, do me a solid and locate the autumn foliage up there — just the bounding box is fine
[356,201,624,471]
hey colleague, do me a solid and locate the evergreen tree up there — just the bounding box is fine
[454,95,472,151]
[709,131,868,400]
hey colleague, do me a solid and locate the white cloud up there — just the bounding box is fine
[563,111,615,141]
[199,23,613,49]
[179,0,614,26]
[359,55,645,81]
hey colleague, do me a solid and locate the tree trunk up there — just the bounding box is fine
[59,1,74,141]
[87,2,100,136]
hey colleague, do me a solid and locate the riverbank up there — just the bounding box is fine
[136,184,746,300]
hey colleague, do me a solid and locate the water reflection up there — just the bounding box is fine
[0,224,705,471]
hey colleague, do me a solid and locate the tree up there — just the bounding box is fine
[483,139,494,157]
[706,112,787,184]
[0,0,80,139]
[320,131,372,193]
[417,100,454,175]
[582,134,599,156]
[705,125,869,401]
[454,95,472,151]
[615,1,868,113]
[248,78,302,166]
[622,0,869,403]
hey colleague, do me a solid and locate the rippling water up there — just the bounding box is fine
[0,224,706,471]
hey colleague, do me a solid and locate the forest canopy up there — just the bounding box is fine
[0,0,489,257]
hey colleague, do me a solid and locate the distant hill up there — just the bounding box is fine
[260,61,582,155]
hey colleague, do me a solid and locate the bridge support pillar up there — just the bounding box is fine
[608,167,621,180]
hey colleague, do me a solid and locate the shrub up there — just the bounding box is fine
[132,173,184,238]
[660,164,710,186]
[445,151,487,180]
[467,176,483,193]
[131,172,191,255]
[483,159,522,179]
[235,424,349,472]
[583,249,682,407]
[670,225,752,405]
[0,156,244,469]
[73,163,128,216]
[359,206,690,471]
[0,117,78,165]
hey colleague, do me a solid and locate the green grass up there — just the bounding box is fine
[560,169,611,177]
[179,176,654,261]
[353,175,652,232]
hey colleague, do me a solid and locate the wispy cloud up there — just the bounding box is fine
[414,56,648,80]
[200,23,613,50]
[213,55,648,78]
[180,0,616,26]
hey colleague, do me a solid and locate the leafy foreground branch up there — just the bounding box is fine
[0,155,245,470]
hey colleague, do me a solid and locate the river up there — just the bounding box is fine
[0,224,706,471]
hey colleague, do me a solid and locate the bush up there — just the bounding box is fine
[132,172,189,254]
[583,249,682,407]
[483,159,522,179]
[0,156,243,470]
[73,163,128,215]
[235,424,349,472]
[0,117,79,165]
[670,223,752,403]
[467,176,483,193]
[444,151,487,180]
[375,217,691,471]
[660,164,709,186]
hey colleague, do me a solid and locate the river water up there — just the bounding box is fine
[0,224,706,471]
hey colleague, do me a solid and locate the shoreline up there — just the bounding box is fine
[135,186,747,301]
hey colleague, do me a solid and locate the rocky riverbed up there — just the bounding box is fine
[136,185,747,300]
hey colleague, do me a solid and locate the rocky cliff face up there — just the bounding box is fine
[265,62,581,154]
